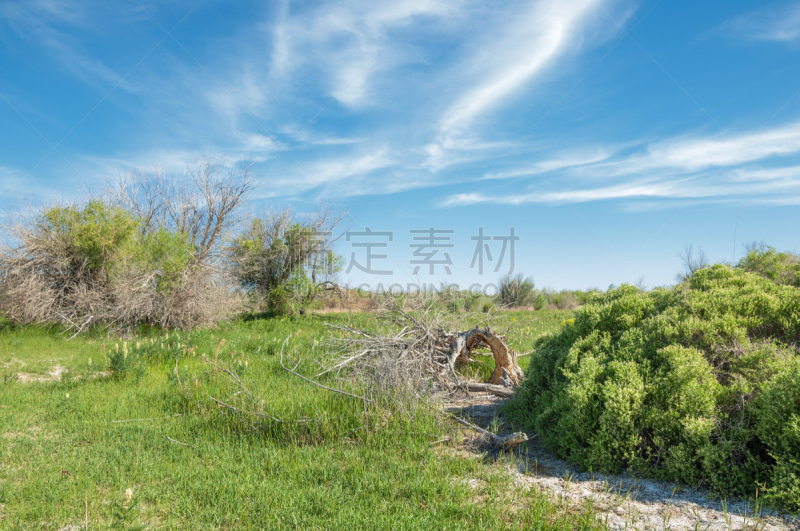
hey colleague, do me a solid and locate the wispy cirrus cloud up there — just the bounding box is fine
[0,0,131,90]
[182,0,635,195]
[483,147,619,180]
[587,120,800,177]
[719,2,800,43]
[442,120,800,207]
[425,0,631,171]
[437,0,603,138]
[443,171,800,207]
[213,0,458,115]
[10,0,800,214]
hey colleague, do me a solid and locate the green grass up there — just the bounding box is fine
[0,310,588,530]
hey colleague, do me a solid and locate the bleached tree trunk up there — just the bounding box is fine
[447,327,524,386]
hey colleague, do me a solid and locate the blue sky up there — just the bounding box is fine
[1,0,800,291]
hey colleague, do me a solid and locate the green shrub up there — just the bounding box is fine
[447,298,465,313]
[755,358,800,512]
[737,246,800,287]
[532,293,547,310]
[498,274,536,307]
[504,258,800,513]
[267,269,316,316]
[551,291,577,310]
[228,212,343,315]
[41,200,139,274]
[462,292,483,312]
[135,228,194,294]
[106,342,146,381]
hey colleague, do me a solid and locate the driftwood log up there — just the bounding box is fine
[447,327,524,387]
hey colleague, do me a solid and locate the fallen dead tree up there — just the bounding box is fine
[321,296,524,397]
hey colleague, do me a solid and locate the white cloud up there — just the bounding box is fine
[274,0,458,106]
[251,148,397,200]
[720,2,800,43]
[442,120,800,207]
[483,147,616,179]
[241,134,278,152]
[0,1,129,90]
[424,138,511,172]
[644,121,800,171]
[306,148,394,185]
[442,174,800,207]
[440,1,571,136]
[427,0,621,170]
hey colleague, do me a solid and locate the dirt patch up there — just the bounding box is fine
[3,426,56,441]
[446,391,800,531]
[14,365,110,383]
[16,365,66,383]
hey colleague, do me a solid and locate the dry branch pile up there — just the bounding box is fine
[322,297,524,397]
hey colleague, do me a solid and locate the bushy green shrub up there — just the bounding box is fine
[267,269,316,315]
[135,228,194,294]
[532,292,547,310]
[460,292,483,312]
[41,201,139,274]
[737,246,800,287]
[447,297,465,313]
[504,259,800,513]
[499,274,536,306]
[228,211,343,315]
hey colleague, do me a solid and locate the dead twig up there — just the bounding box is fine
[438,407,530,448]
[209,396,283,424]
[465,382,515,398]
[166,436,193,448]
[279,336,373,404]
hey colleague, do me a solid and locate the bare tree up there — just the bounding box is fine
[305,203,347,284]
[677,244,709,282]
[743,240,768,255]
[106,158,254,265]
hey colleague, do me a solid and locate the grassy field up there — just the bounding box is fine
[0,309,591,530]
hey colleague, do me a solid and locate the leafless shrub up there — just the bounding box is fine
[106,157,254,264]
[677,244,709,281]
[743,240,768,254]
